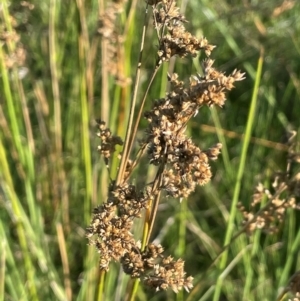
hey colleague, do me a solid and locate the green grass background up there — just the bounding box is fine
[1,0,300,300]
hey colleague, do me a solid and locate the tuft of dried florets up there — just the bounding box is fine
[238,131,300,235]
[143,255,194,293]
[87,181,193,292]
[121,243,193,293]
[97,0,130,86]
[144,58,244,198]
[96,119,123,160]
[151,0,215,62]
[87,183,150,270]
[109,183,150,217]
[0,4,29,72]
[237,183,298,235]
[98,1,125,39]
[204,143,223,161]
[159,140,212,198]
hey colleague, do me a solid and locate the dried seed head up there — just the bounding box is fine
[87,183,152,271]
[204,143,222,161]
[238,134,300,235]
[97,0,131,86]
[109,183,150,217]
[96,120,123,160]
[120,242,193,292]
[153,0,215,62]
[144,62,240,199]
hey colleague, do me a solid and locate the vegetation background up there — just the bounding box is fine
[0,0,299,300]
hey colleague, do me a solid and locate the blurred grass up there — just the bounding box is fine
[0,0,300,301]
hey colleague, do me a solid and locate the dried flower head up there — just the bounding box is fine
[98,0,130,86]
[0,14,27,70]
[121,243,193,293]
[152,0,215,63]
[238,131,300,235]
[87,183,150,270]
[144,59,244,198]
[96,119,123,161]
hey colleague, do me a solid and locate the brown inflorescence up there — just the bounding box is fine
[151,0,215,62]
[121,244,194,292]
[88,0,245,293]
[238,132,300,235]
[97,0,130,86]
[86,182,150,271]
[96,120,123,160]
[86,180,194,292]
[144,63,244,198]
[0,3,30,71]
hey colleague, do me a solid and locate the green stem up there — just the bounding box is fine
[212,48,264,301]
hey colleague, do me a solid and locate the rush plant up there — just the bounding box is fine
[87,0,244,298]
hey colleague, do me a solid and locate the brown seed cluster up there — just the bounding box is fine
[98,1,125,39]
[151,0,215,62]
[144,63,243,198]
[87,181,194,291]
[121,244,193,292]
[237,183,298,235]
[97,0,130,86]
[96,120,123,160]
[86,182,151,271]
[0,2,32,71]
[238,132,300,235]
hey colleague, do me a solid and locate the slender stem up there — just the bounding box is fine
[142,156,166,249]
[49,0,62,153]
[128,279,140,301]
[97,270,105,301]
[146,171,164,246]
[116,4,149,186]
[213,49,264,301]
[123,143,148,183]
[126,65,161,166]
